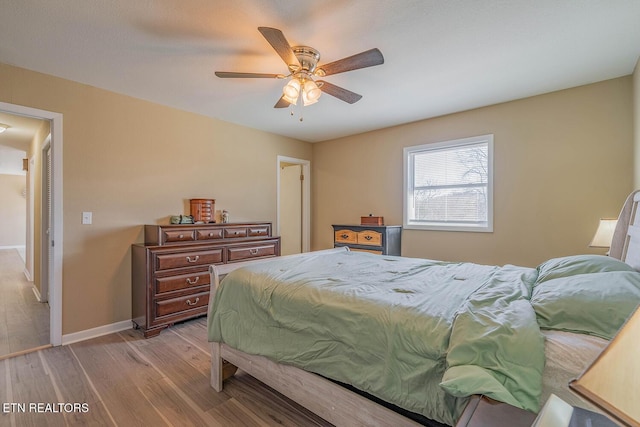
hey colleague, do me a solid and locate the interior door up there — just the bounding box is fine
[41,143,51,303]
[279,164,303,255]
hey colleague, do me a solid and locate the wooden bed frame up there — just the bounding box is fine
[208,190,640,427]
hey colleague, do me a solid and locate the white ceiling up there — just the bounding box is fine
[0,1,639,143]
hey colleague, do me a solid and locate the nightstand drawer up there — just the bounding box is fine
[357,230,382,246]
[155,292,209,317]
[155,270,210,294]
[335,229,357,244]
[155,249,223,270]
[351,248,383,255]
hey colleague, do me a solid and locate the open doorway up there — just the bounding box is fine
[0,102,63,358]
[277,156,310,255]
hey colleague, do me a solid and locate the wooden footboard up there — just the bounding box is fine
[211,341,422,427]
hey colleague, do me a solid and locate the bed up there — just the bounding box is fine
[207,190,640,426]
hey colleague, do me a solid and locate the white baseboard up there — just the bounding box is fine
[24,268,33,282]
[0,245,26,250]
[31,285,42,302]
[62,319,132,346]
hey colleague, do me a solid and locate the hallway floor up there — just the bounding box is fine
[0,248,50,358]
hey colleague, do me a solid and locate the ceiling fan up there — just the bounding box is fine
[215,27,384,108]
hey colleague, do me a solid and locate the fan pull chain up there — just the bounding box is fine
[288,100,304,122]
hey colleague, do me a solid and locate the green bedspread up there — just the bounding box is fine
[208,249,544,426]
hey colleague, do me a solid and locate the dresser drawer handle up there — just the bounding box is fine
[186,277,199,285]
[208,232,214,237]
[186,255,200,263]
[341,234,349,239]
[185,297,200,306]
[179,234,184,239]
[249,248,259,255]
[364,235,373,241]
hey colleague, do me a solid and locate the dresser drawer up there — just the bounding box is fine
[351,248,383,255]
[163,229,196,243]
[227,242,279,262]
[155,270,211,294]
[155,292,209,317]
[224,227,248,238]
[155,249,223,271]
[248,226,270,237]
[335,229,357,244]
[196,228,223,241]
[357,230,382,246]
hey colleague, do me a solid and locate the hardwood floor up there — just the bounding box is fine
[0,249,50,358]
[0,317,333,426]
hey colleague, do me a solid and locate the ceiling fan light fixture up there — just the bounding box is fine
[302,90,318,106]
[283,79,300,99]
[282,93,298,105]
[303,80,322,102]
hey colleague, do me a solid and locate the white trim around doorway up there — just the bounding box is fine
[0,101,63,347]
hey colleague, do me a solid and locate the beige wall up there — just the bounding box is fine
[0,174,26,246]
[312,77,634,267]
[0,62,312,335]
[0,58,634,335]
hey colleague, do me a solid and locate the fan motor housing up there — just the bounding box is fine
[291,46,320,73]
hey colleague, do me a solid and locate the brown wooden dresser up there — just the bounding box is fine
[332,224,402,255]
[132,222,280,338]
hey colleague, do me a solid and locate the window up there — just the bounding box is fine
[403,134,493,232]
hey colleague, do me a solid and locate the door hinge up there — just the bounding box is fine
[300,174,304,181]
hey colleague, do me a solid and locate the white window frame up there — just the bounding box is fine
[403,134,494,232]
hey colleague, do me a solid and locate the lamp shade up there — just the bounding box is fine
[569,305,640,426]
[590,219,618,248]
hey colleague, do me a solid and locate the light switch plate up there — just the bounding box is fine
[82,212,92,225]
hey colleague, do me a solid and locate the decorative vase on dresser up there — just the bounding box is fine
[132,222,280,338]
[332,224,402,255]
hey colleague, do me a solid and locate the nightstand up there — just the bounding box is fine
[332,224,402,255]
[455,396,537,427]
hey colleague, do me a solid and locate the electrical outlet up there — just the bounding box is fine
[82,212,92,225]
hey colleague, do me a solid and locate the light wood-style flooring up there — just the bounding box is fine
[0,249,50,358]
[0,317,333,426]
